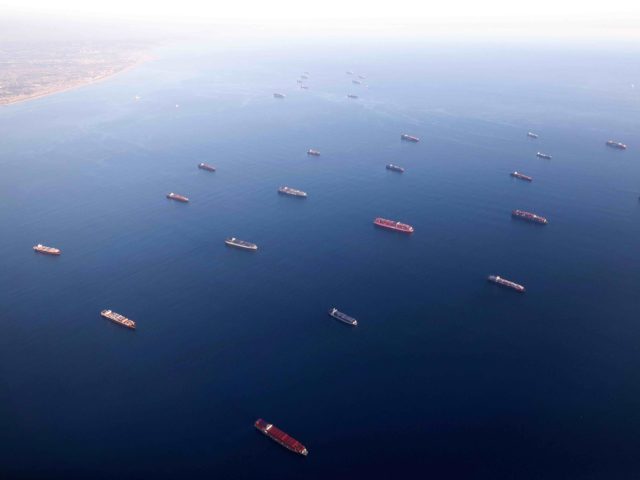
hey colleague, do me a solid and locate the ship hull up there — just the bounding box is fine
[254,419,308,456]
[374,218,414,233]
[225,238,258,251]
[328,309,358,326]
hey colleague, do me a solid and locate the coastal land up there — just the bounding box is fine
[0,41,151,106]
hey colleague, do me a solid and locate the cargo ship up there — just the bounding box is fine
[300,75,309,80]
[328,308,358,326]
[401,134,420,142]
[487,275,525,293]
[254,419,308,456]
[358,75,366,79]
[300,85,309,90]
[352,79,362,85]
[278,186,307,198]
[33,244,61,255]
[225,237,258,251]
[167,192,189,203]
[606,140,627,150]
[100,309,136,329]
[347,94,358,99]
[386,164,405,173]
[512,209,548,224]
[527,132,539,139]
[273,93,286,99]
[198,163,216,172]
[307,149,321,156]
[536,152,552,159]
[510,171,532,182]
[374,217,414,233]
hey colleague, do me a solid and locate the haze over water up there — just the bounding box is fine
[1,39,640,479]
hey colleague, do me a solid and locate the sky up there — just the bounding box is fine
[1,0,639,39]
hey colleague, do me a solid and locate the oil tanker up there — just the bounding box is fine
[401,134,419,142]
[167,192,189,203]
[487,275,525,293]
[536,152,552,159]
[198,163,216,172]
[33,244,61,255]
[510,171,532,182]
[386,164,405,173]
[278,186,307,198]
[100,309,136,329]
[512,209,548,224]
[606,140,627,150]
[307,149,321,156]
[225,237,258,251]
[374,217,414,233]
[328,308,358,326]
[254,419,308,456]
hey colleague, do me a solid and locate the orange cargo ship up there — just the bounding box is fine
[33,244,61,255]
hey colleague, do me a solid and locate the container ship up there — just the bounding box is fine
[198,163,216,172]
[254,419,308,456]
[307,149,321,156]
[278,186,307,198]
[100,309,136,329]
[328,308,358,326]
[273,93,286,99]
[606,140,627,150]
[487,275,525,293]
[33,244,61,255]
[401,134,420,142]
[527,132,539,139]
[225,237,258,251]
[347,94,358,99]
[386,164,405,173]
[167,192,189,203]
[536,152,552,159]
[374,217,414,233]
[512,209,548,224]
[510,171,532,182]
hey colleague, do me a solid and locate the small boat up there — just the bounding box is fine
[167,192,189,203]
[328,308,358,326]
[225,237,258,251]
[33,244,61,255]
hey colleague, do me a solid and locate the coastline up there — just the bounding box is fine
[0,55,152,108]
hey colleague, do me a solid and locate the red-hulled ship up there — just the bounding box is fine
[510,171,533,182]
[487,275,525,293]
[512,209,548,224]
[167,192,189,203]
[401,134,419,142]
[198,163,216,172]
[33,244,61,255]
[374,217,414,233]
[254,419,308,456]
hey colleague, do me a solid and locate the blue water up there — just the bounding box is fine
[1,39,640,479]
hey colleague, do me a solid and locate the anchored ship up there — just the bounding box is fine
[536,152,552,159]
[167,192,189,203]
[347,94,358,99]
[487,275,525,293]
[386,164,405,173]
[100,309,136,329]
[527,132,539,139]
[225,237,258,251]
[510,171,532,182]
[328,308,358,326]
[374,217,414,233]
[278,186,307,198]
[512,209,548,224]
[606,140,627,150]
[273,93,286,99]
[33,244,61,255]
[401,134,420,142]
[307,149,321,156]
[254,419,308,456]
[198,163,216,172]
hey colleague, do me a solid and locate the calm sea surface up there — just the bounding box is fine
[1,39,640,479]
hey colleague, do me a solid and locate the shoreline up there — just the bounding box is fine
[0,55,152,108]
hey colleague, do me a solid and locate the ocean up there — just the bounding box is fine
[1,38,640,479]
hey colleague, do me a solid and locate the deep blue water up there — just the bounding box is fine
[1,39,640,479]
